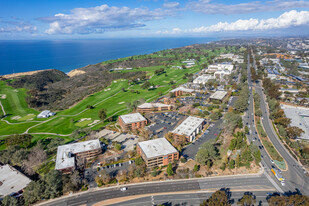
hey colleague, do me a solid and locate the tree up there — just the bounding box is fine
[268,194,309,206]
[237,194,256,206]
[194,164,200,172]
[43,170,63,199]
[222,112,242,134]
[286,126,304,139]
[135,157,144,166]
[141,81,151,89]
[245,126,249,134]
[115,143,122,151]
[22,146,47,175]
[5,134,32,148]
[151,169,159,177]
[23,181,45,205]
[274,117,291,127]
[98,108,107,121]
[1,195,19,206]
[277,124,287,137]
[250,144,261,165]
[167,163,174,176]
[195,140,219,166]
[210,111,222,120]
[200,190,231,206]
[228,159,235,169]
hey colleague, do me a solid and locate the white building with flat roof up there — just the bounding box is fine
[172,116,205,142]
[37,110,55,118]
[137,138,179,168]
[209,91,228,102]
[119,113,147,124]
[0,165,31,198]
[55,139,101,172]
[207,63,234,73]
[170,86,194,93]
[193,75,215,84]
[138,138,178,159]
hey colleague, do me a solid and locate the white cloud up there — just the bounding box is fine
[187,0,309,15]
[41,4,176,34]
[0,18,38,33]
[163,2,180,8]
[157,10,309,34]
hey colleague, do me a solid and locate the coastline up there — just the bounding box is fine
[0,38,215,76]
[0,69,52,79]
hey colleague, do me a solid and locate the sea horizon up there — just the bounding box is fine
[0,37,217,76]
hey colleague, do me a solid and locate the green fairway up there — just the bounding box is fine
[0,64,201,136]
[0,81,39,118]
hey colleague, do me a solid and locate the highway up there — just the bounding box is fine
[248,49,309,196]
[43,174,275,206]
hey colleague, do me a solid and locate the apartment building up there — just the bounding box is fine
[137,138,179,168]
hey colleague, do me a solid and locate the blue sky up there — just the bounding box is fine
[0,0,309,39]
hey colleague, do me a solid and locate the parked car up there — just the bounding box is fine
[270,159,274,164]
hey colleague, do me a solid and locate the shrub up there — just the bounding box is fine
[180,157,187,163]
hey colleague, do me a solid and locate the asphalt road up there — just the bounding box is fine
[248,50,309,196]
[43,174,275,206]
[110,190,272,206]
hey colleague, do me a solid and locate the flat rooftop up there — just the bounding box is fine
[138,103,171,109]
[138,138,177,159]
[0,165,31,198]
[172,116,205,137]
[170,86,194,93]
[281,104,309,140]
[120,113,146,124]
[55,139,101,170]
[209,91,228,100]
[193,75,215,83]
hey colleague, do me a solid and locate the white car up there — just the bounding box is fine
[120,187,127,191]
[281,181,285,186]
[270,159,274,164]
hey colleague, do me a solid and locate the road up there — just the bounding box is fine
[110,190,272,206]
[42,174,275,206]
[248,49,309,196]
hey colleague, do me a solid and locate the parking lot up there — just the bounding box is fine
[182,96,237,159]
[94,129,139,151]
[177,93,210,107]
[146,112,186,138]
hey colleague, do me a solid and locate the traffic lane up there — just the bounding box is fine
[43,173,272,206]
[198,175,274,190]
[110,190,274,206]
[256,86,309,184]
[254,76,309,194]
[182,119,222,159]
[68,180,201,206]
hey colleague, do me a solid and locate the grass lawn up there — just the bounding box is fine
[0,81,39,118]
[75,120,93,127]
[17,114,36,121]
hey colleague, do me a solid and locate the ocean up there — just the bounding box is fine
[0,38,216,75]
